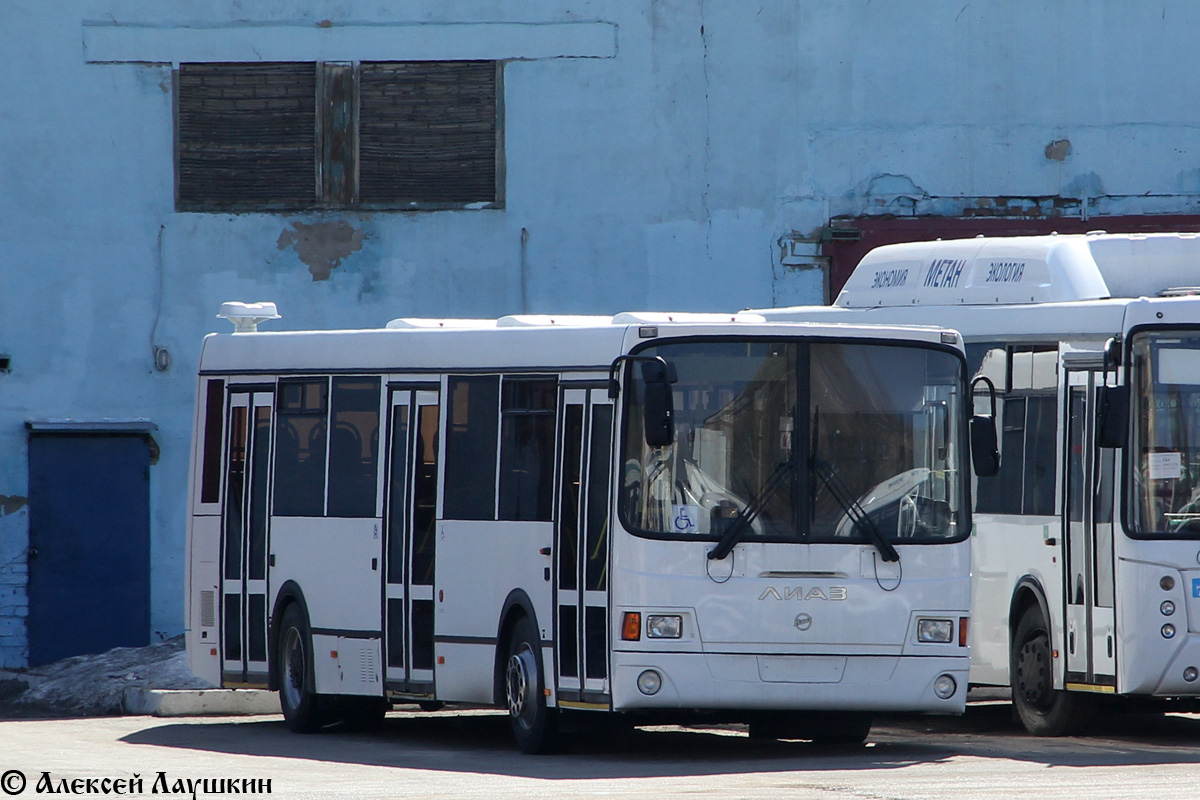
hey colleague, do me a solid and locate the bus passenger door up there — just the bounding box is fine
[1063,367,1117,689]
[383,387,440,696]
[554,388,614,707]
[221,387,273,686]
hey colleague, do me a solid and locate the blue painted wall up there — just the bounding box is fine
[3,0,1200,666]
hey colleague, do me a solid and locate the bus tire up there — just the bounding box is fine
[1010,607,1093,736]
[504,616,560,754]
[277,603,325,733]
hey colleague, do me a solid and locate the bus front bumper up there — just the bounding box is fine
[607,651,969,714]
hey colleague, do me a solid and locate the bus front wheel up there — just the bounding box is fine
[504,616,560,754]
[278,604,325,733]
[1010,607,1093,736]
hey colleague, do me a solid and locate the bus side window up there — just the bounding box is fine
[1023,395,1057,514]
[977,397,1025,514]
[275,378,329,517]
[498,377,557,522]
[974,344,1059,517]
[327,377,381,517]
[444,375,500,520]
[199,378,226,504]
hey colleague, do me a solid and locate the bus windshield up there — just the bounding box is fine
[1130,330,1200,537]
[620,338,966,545]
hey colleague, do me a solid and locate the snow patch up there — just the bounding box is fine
[0,637,213,718]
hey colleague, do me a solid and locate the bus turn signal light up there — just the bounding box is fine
[622,612,642,641]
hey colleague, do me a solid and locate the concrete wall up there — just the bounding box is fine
[3,0,1200,666]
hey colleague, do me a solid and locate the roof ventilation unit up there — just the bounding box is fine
[218,302,280,333]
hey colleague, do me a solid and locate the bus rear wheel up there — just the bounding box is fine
[278,604,326,733]
[1010,607,1093,736]
[504,616,560,754]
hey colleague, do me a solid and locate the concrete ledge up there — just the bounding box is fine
[123,688,280,717]
[84,21,618,64]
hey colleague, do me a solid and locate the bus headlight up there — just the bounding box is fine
[1161,600,1176,616]
[646,615,683,639]
[1163,623,1177,639]
[917,618,954,643]
[933,674,957,699]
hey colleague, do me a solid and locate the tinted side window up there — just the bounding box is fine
[275,379,328,516]
[1023,395,1058,515]
[444,376,499,520]
[972,342,1059,517]
[977,397,1026,514]
[327,377,381,517]
[200,379,226,504]
[498,378,557,521]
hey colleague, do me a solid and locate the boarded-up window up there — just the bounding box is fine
[177,63,317,210]
[359,62,498,206]
[176,61,501,212]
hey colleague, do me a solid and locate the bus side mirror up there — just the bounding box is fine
[970,415,1000,477]
[969,375,1000,477]
[1096,385,1129,449]
[641,360,676,447]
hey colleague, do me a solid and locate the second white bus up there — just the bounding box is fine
[757,231,1200,734]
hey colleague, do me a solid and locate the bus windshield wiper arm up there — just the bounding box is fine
[707,459,798,561]
[811,456,899,563]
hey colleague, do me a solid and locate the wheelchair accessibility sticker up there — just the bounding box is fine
[672,504,700,534]
[1193,578,1200,599]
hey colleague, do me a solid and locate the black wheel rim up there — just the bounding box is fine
[506,643,538,730]
[281,627,306,711]
[1016,629,1052,711]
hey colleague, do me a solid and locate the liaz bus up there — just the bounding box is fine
[755,231,1200,735]
[186,302,991,752]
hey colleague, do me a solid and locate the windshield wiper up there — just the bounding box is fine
[707,458,798,561]
[811,455,899,563]
[810,407,899,563]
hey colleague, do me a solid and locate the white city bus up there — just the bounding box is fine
[185,303,985,752]
[756,231,1200,734]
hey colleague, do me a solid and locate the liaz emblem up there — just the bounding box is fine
[758,586,848,601]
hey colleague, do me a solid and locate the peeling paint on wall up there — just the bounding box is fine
[1045,139,1072,162]
[277,220,367,281]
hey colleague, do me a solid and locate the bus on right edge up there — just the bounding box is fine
[754,231,1200,735]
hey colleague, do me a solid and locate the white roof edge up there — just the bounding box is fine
[496,314,612,327]
[612,311,767,324]
[387,311,770,329]
[385,318,498,329]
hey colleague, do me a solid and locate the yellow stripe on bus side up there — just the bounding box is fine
[556,700,610,711]
[1064,682,1116,694]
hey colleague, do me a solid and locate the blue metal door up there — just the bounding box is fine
[27,434,151,666]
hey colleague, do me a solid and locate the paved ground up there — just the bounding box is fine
[2,702,1200,799]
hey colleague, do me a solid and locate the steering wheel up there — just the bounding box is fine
[898,492,919,538]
